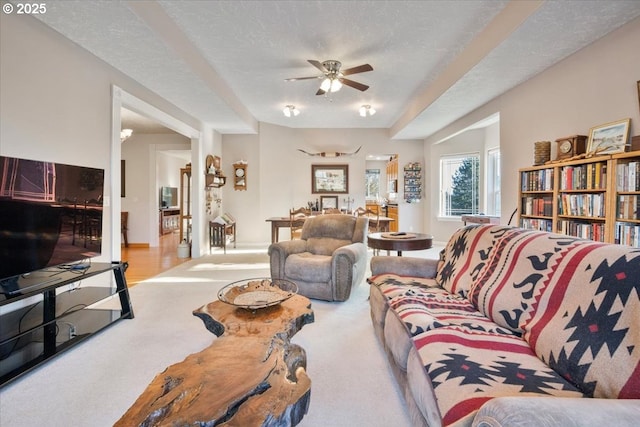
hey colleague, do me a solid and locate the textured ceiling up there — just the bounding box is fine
[32,0,640,139]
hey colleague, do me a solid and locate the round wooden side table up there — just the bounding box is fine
[367,232,433,256]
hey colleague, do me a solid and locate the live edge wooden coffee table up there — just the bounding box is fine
[115,279,314,427]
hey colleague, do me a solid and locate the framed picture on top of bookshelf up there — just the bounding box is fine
[586,118,630,156]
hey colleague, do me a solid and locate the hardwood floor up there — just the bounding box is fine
[121,232,190,287]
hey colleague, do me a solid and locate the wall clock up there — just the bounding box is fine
[233,162,247,191]
[555,135,587,160]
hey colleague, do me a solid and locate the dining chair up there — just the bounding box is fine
[353,207,367,217]
[289,207,309,240]
[355,207,380,233]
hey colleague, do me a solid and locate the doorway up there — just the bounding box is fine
[365,154,398,231]
[111,85,200,262]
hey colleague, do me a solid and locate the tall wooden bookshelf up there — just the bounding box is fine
[518,150,640,247]
[612,151,640,246]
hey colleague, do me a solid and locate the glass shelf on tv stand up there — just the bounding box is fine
[0,262,134,387]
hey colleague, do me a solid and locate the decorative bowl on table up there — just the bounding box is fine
[217,278,298,310]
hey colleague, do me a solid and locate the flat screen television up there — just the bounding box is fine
[0,155,105,293]
[160,186,178,209]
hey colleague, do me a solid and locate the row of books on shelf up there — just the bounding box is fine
[521,169,553,192]
[521,220,639,247]
[559,193,605,217]
[614,222,640,247]
[521,196,553,217]
[560,163,607,190]
[520,218,553,232]
[617,195,640,220]
[557,220,606,242]
[616,161,640,191]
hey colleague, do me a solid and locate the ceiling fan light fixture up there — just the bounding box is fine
[283,105,300,117]
[320,78,331,92]
[359,105,376,117]
[320,77,342,93]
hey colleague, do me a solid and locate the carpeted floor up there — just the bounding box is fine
[0,243,443,426]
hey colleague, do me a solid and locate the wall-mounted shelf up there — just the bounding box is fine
[205,154,226,188]
[404,162,422,203]
[205,173,226,188]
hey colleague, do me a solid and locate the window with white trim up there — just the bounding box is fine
[440,154,480,217]
[365,169,380,199]
[486,148,501,216]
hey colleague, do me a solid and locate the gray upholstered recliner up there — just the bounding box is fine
[268,214,368,302]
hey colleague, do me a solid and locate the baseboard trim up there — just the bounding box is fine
[123,243,150,248]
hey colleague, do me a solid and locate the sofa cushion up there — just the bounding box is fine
[523,244,640,399]
[284,252,332,282]
[413,326,583,426]
[468,229,580,334]
[370,275,518,338]
[465,227,640,398]
[435,225,525,298]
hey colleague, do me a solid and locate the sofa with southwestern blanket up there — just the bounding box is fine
[368,224,640,426]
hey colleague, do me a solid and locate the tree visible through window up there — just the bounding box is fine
[441,155,479,217]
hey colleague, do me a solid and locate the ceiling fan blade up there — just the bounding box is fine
[316,88,327,96]
[341,64,373,76]
[284,76,321,82]
[308,59,327,72]
[339,78,369,92]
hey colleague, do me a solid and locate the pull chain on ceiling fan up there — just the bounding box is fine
[285,59,373,95]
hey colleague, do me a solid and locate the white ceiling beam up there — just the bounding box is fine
[126,0,258,134]
[390,0,544,139]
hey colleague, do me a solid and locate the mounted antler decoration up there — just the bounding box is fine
[297,146,362,158]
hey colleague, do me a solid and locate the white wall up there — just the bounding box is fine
[223,123,425,243]
[425,16,640,242]
[0,12,204,260]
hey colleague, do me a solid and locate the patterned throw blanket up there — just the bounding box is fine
[370,225,640,426]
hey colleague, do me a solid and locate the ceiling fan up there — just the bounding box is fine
[285,60,373,95]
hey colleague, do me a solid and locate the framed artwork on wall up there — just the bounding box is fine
[311,164,348,194]
[320,195,338,210]
[586,118,631,155]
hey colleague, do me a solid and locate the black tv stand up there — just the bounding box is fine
[0,262,134,387]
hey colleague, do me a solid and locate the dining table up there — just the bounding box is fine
[265,214,395,243]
